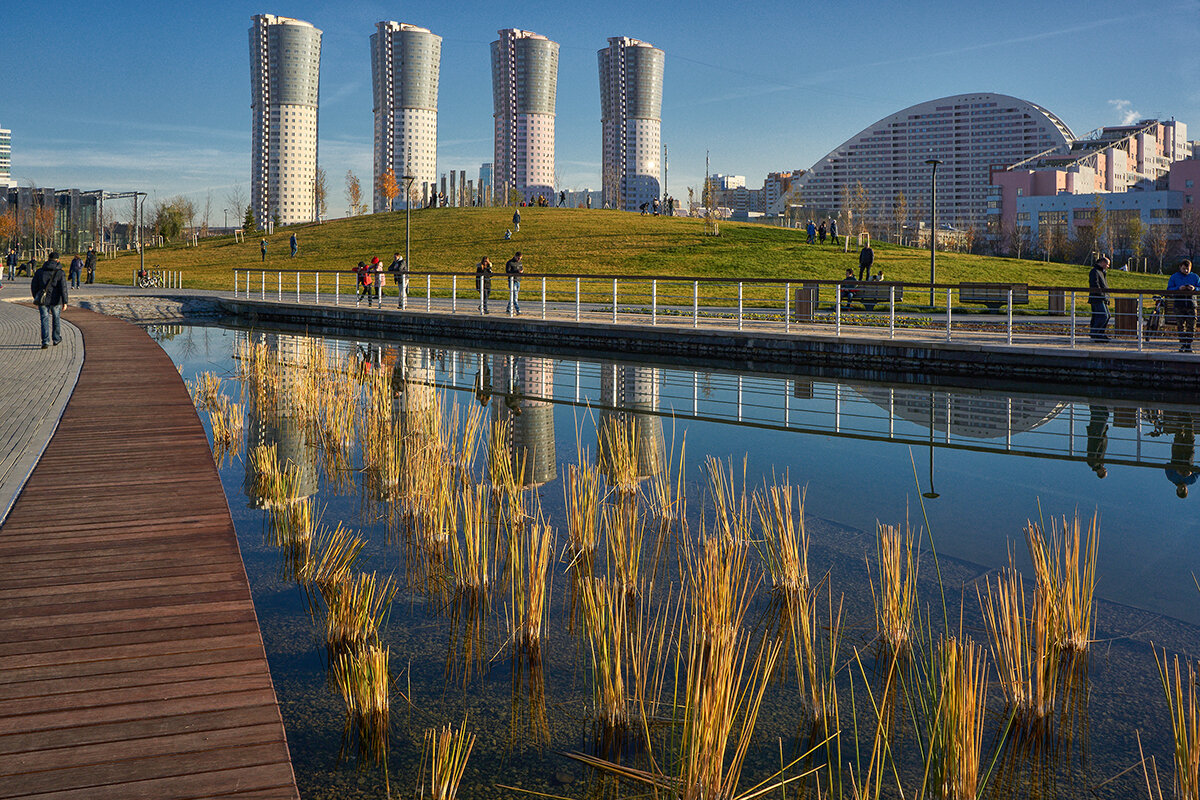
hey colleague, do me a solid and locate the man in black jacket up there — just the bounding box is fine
[84,245,97,284]
[1088,256,1110,341]
[505,252,523,316]
[858,243,874,280]
[31,252,68,349]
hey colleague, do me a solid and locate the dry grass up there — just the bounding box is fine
[422,721,476,800]
[979,566,1060,727]
[301,521,366,592]
[1154,649,1200,800]
[332,644,391,772]
[1025,511,1100,653]
[870,521,919,655]
[451,483,491,593]
[508,519,554,650]
[322,572,396,653]
[599,415,642,495]
[924,636,988,800]
[753,478,809,602]
[602,498,646,598]
[706,456,750,543]
[578,575,630,728]
[187,370,224,410]
[564,460,603,557]
[206,395,244,465]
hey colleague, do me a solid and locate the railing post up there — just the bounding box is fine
[541,276,546,319]
[1069,291,1075,347]
[260,270,265,300]
[738,282,743,331]
[1137,294,1144,352]
[335,273,340,306]
[612,278,618,324]
[426,274,431,312]
[315,273,319,304]
[889,285,895,339]
[946,287,952,341]
[233,270,238,297]
[296,271,300,303]
[835,289,842,335]
[1006,288,1013,345]
[452,275,457,313]
[277,271,281,302]
[693,281,699,328]
[652,279,657,326]
[575,277,580,322]
[785,282,790,333]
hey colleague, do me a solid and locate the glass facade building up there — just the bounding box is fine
[250,15,322,228]
[598,37,664,212]
[491,29,558,204]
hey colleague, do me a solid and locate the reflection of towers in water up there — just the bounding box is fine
[242,332,320,507]
[854,385,1065,439]
[392,345,437,436]
[597,364,666,484]
[493,354,556,488]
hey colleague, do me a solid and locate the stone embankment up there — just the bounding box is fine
[74,294,223,323]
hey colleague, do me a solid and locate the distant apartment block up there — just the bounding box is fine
[250,14,322,227]
[492,29,558,204]
[0,127,10,187]
[479,162,494,203]
[794,93,1075,232]
[598,36,664,212]
[371,21,441,212]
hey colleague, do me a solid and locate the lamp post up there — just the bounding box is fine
[925,158,942,309]
[223,208,228,232]
[402,171,416,270]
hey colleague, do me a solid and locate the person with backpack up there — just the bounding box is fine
[505,251,523,316]
[354,260,374,307]
[68,254,83,289]
[31,252,68,348]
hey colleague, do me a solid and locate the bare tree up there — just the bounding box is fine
[1146,222,1170,272]
[202,192,212,236]
[176,196,197,238]
[892,191,908,242]
[225,184,248,226]
[1181,206,1200,262]
[850,181,871,235]
[314,167,328,221]
[345,170,364,216]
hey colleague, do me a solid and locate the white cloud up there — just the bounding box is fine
[1108,99,1142,125]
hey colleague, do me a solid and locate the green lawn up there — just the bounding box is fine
[98,207,1167,304]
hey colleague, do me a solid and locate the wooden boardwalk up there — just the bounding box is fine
[0,307,299,799]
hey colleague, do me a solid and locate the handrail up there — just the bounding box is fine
[229,267,1176,296]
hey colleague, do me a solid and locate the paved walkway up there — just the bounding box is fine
[0,306,298,799]
[0,300,83,525]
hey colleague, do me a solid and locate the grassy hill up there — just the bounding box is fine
[98,207,1165,299]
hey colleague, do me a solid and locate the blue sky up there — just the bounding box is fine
[6,0,1199,219]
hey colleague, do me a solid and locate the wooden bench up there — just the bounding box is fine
[840,282,903,311]
[959,282,1029,310]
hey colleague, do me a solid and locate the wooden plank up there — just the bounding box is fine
[0,308,298,799]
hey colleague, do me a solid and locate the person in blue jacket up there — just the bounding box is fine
[1167,259,1200,352]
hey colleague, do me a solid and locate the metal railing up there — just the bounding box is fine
[231,269,1194,353]
[133,269,184,289]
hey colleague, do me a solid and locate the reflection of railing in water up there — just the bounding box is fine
[239,330,1199,479]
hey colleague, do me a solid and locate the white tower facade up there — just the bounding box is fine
[599,37,664,212]
[371,21,441,212]
[250,14,322,228]
[491,29,558,204]
[0,127,10,187]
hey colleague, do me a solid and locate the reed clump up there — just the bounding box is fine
[508,520,554,650]
[706,456,750,543]
[752,478,809,603]
[599,415,642,495]
[578,575,630,728]
[979,566,1059,727]
[206,395,244,464]
[1025,511,1100,654]
[870,521,919,655]
[422,721,476,800]
[322,572,396,653]
[301,521,365,592]
[187,370,224,410]
[926,636,988,800]
[332,644,391,771]
[564,460,603,557]
[451,483,491,594]
[602,499,645,598]
[1154,648,1200,800]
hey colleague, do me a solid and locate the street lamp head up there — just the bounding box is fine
[925,158,942,166]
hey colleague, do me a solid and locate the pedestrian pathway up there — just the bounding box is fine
[0,299,83,525]
[0,306,298,799]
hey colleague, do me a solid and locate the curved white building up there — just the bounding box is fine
[599,37,664,212]
[371,21,441,212]
[792,93,1074,231]
[492,29,558,204]
[250,14,322,228]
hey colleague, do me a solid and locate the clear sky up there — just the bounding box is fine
[5,0,1199,220]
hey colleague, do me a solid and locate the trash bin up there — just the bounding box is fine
[1113,296,1139,338]
[794,284,820,322]
[1048,288,1065,316]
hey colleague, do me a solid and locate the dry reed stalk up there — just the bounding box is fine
[753,479,810,602]
[488,416,516,491]
[925,636,988,800]
[187,371,224,410]
[206,395,244,465]
[322,572,396,652]
[268,496,314,548]
[332,644,390,771]
[1025,511,1100,653]
[705,456,750,543]
[978,567,1060,726]
[509,647,551,748]
[565,460,603,557]
[508,520,554,649]
[793,583,843,728]
[248,443,305,509]
[579,575,630,728]
[602,498,645,598]
[1154,649,1200,800]
[451,483,491,593]
[453,400,486,484]
[600,416,641,495]
[422,721,476,800]
[869,521,918,654]
[301,521,366,592]
[445,592,489,687]
[649,435,687,527]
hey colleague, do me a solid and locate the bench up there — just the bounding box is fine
[840,282,903,311]
[958,282,1029,311]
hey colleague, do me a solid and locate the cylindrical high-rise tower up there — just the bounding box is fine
[371,21,441,212]
[599,37,664,212]
[491,29,558,205]
[249,14,322,228]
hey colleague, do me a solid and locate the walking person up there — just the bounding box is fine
[260,237,267,262]
[818,220,827,243]
[1168,259,1200,352]
[1088,255,1111,341]
[476,256,493,314]
[829,218,840,245]
[369,256,385,305]
[505,251,523,316]
[858,242,874,281]
[806,220,816,245]
[289,232,298,258]
[84,245,96,284]
[7,248,18,280]
[31,252,68,349]
[354,260,374,306]
[558,190,565,207]
[389,251,409,310]
[512,207,521,233]
[68,254,83,289]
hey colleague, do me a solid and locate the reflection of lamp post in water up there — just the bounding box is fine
[923,393,940,500]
